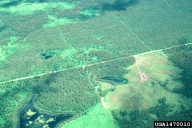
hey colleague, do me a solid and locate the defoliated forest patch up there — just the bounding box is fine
[102,51,192,128]
[105,51,186,111]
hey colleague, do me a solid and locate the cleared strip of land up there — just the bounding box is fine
[0,42,191,85]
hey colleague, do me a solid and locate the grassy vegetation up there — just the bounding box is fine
[0,0,192,128]
[62,103,119,128]
[0,1,76,15]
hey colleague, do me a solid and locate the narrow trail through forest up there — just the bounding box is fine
[0,42,191,85]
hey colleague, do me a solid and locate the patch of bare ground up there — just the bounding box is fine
[134,56,149,82]
[101,97,107,108]
[138,72,148,82]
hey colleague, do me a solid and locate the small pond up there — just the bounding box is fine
[99,77,128,85]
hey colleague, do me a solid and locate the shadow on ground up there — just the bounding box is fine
[101,0,140,11]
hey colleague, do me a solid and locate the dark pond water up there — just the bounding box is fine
[18,96,73,128]
[100,77,128,85]
[41,53,53,59]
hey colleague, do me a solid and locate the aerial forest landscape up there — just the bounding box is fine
[0,0,192,128]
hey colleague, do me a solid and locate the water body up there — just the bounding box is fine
[17,96,73,128]
[99,77,128,85]
[41,53,53,59]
